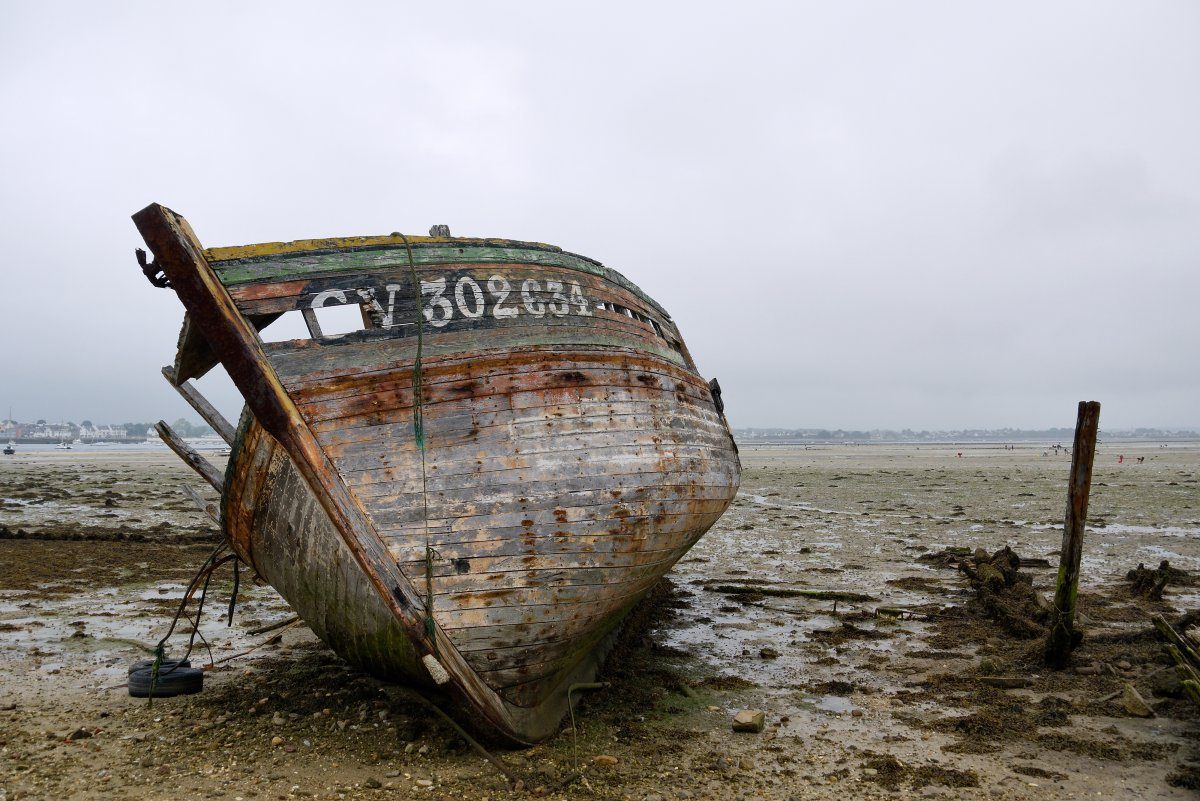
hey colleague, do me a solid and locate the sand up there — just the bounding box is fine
[1,443,1198,800]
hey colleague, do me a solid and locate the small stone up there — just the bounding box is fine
[66,728,92,741]
[1075,664,1101,676]
[850,709,864,718]
[1120,683,1154,718]
[732,709,765,733]
[415,779,433,788]
[271,714,286,726]
[863,768,878,777]
[363,778,382,789]
[271,736,284,747]
[593,755,618,766]
[759,647,780,660]
[645,795,665,801]
[676,791,694,799]
[738,757,754,770]
[1116,660,1133,671]
[978,657,1001,676]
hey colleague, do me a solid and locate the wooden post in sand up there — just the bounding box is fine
[1044,401,1101,668]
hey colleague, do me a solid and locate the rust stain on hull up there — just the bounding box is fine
[134,204,741,744]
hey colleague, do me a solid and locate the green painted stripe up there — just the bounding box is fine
[265,329,687,380]
[213,244,669,319]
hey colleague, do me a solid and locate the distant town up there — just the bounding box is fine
[3,418,1195,446]
[0,418,214,444]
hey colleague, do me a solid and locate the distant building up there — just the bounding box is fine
[79,425,129,442]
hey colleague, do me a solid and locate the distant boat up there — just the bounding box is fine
[55,440,71,450]
[2,441,13,455]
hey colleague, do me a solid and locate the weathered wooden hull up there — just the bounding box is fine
[134,205,739,743]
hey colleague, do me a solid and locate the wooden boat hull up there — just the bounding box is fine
[134,205,740,743]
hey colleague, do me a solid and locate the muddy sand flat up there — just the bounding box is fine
[1,444,1198,800]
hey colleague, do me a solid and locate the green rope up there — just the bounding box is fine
[401,234,425,450]
[400,234,436,651]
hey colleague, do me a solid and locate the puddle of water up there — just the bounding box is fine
[0,580,293,682]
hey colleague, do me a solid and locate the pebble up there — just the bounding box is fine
[593,755,619,766]
[851,709,864,718]
[732,709,765,733]
[363,778,381,789]
[415,779,433,788]
[1121,683,1155,718]
[759,647,780,660]
[645,795,664,801]
[738,757,754,770]
[271,736,283,747]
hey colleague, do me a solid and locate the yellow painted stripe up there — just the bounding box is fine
[205,235,562,263]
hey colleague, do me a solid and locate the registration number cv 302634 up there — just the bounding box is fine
[309,275,594,329]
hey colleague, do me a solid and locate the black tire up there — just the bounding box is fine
[128,658,191,675]
[128,665,204,698]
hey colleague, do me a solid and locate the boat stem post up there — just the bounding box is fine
[1044,400,1100,668]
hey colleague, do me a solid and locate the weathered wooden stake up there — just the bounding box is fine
[1044,400,1100,667]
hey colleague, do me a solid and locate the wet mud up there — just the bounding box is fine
[2,443,1199,799]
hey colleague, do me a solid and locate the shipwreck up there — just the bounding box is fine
[134,203,741,743]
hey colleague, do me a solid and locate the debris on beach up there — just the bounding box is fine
[1129,561,1196,600]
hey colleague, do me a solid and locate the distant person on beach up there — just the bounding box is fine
[1118,455,1124,464]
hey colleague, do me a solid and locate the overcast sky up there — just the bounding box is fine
[1,2,1196,431]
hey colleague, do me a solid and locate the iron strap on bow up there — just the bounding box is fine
[136,248,171,288]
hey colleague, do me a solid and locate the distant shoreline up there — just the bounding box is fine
[734,436,1200,446]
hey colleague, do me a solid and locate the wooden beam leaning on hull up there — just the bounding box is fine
[155,420,225,492]
[161,365,236,445]
[180,483,221,526]
[131,204,545,744]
